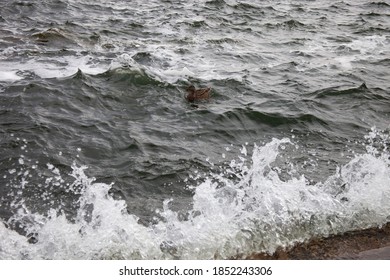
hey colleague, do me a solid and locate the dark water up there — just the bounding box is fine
[0,0,389,259]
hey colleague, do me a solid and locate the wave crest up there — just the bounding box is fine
[1,128,389,259]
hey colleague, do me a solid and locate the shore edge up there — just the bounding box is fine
[237,223,390,260]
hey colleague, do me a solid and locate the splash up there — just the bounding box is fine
[1,129,389,259]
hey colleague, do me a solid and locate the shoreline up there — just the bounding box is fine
[240,223,390,260]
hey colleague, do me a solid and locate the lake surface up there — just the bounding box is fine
[0,0,389,259]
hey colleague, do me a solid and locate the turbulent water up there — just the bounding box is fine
[1,0,390,259]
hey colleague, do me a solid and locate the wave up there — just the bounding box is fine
[216,107,329,128]
[308,83,371,99]
[206,37,239,45]
[61,65,167,89]
[1,128,389,259]
[205,0,227,8]
[181,20,209,28]
[100,68,166,87]
[230,2,261,11]
[366,2,390,8]
[31,28,80,48]
[265,19,310,30]
[309,83,389,103]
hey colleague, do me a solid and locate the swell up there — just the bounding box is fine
[308,83,389,101]
[214,105,329,129]
[94,67,166,87]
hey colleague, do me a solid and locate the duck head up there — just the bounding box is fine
[186,85,196,102]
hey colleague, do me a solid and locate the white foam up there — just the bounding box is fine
[1,129,389,259]
[0,71,23,82]
[0,223,30,260]
[0,55,110,81]
[298,34,390,72]
[347,35,388,55]
[33,55,109,78]
[1,47,18,57]
[333,56,354,70]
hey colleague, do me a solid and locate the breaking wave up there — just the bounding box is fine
[1,128,389,259]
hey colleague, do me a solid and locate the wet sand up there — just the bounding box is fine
[240,223,390,260]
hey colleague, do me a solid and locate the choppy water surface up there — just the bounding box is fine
[0,0,389,259]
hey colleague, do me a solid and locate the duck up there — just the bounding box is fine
[186,85,211,102]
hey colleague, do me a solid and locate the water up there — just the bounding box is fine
[0,0,389,259]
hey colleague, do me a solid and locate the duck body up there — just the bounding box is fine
[186,85,211,102]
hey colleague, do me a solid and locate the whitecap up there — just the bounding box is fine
[0,71,23,82]
[347,35,388,55]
